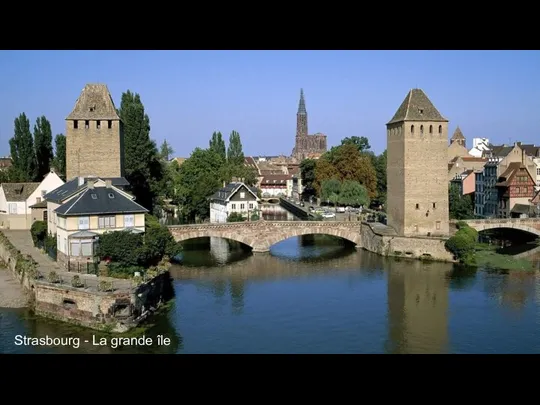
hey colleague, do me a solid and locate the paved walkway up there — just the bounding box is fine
[2,230,133,293]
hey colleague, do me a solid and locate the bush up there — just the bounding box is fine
[97,230,144,266]
[98,280,114,292]
[71,275,84,288]
[47,271,61,283]
[445,223,478,264]
[30,221,47,245]
[227,212,245,222]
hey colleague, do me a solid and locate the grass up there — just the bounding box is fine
[468,243,533,271]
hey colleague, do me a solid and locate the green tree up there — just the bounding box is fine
[9,113,36,181]
[449,183,474,220]
[176,148,225,222]
[117,90,163,212]
[320,178,341,202]
[340,136,371,153]
[159,139,174,161]
[338,180,370,207]
[373,150,387,205]
[299,158,317,199]
[209,131,227,160]
[227,130,244,166]
[33,116,54,181]
[52,134,66,178]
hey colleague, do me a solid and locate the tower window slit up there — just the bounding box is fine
[108,120,112,129]
[96,120,101,129]
[84,120,89,129]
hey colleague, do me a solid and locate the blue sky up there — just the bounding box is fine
[0,50,539,158]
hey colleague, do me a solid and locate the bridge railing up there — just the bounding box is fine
[167,220,363,229]
[458,218,540,225]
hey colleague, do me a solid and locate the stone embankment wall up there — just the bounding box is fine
[279,198,311,219]
[0,232,173,333]
[360,222,455,262]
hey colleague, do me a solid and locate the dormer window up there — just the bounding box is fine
[419,108,424,114]
[108,193,115,199]
[91,193,97,200]
[89,107,94,112]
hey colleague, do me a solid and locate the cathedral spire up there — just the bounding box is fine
[298,88,307,114]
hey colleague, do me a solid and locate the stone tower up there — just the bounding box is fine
[386,89,449,237]
[65,84,124,181]
[450,126,466,148]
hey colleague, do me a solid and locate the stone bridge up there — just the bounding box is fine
[167,221,362,253]
[456,218,540,236]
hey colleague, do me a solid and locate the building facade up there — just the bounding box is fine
[496,162,537,218]
[65,83,125,181]
[386,88,449,237]
[291,89,327,161]
[209,182,260,223]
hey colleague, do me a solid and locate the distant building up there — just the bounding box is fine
[209,182,260,223]
[0,171,64,230]
[496,162,537,218]
[291,89,327,161]
[169,157,187,167]
[450,170,475,196]
[448,156,488,181]
[468,138,490,158]
[260,174,292,197]
[447,127,472,161]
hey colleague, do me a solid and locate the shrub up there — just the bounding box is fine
[47,271,61,283]
[30,221,47,245]
[227,212,245,222]
[445,223,478,264]
[455,221,469,230]
[98,280,114,292]
[71,275,84,288]
[97,230,144,266]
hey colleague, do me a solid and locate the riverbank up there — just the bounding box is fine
[0,267,27,308]
[471,243,534,271]
[0,230,174,333]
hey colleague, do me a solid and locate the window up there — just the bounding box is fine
[8,203,17,214]
[240,192,245,199]
[523,187,528,194]
[411,125,414,134]
[537,168,540,176]
[78,216,89,230]
[124,214,134,227]
[71,241,81,256]
[43,210,48,222]
[429,125,433,134]
[96,120,101,129]
[516,187,521,194]
[36,197,41,203]
[415,203,419,209]
[81,241,92,256]
[231,203,236,209]
[108,120,112,129]
[91,193,97,200]
[249,203,254,209]
[436,221,441,230]
[414,224,418,232]
[420,125,424,134]
[84,120,89,129]
[98,215,116,229]
[432,202,436,209]
[108,193,115,199]
[438,125,442,134]
[73,120,78,129]
[240,203,245,209]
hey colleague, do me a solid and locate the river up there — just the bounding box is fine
[2,205,540,354]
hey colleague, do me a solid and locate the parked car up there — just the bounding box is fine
[322,212,336,218]
[336,206,345,213]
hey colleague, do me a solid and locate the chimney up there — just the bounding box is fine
[78,177,84,186]
[87,180,94,189]
[105,180,112,188]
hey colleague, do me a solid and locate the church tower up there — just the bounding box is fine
[65,84,124,181]
[296,88,308,139]
[386,89,449,237]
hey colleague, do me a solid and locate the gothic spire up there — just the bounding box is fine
[297,88,307,114]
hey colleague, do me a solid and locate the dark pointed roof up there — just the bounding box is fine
[297,88,307,115]
[387,89,447,124]
[451,126,465,140]
[66,84,120,121]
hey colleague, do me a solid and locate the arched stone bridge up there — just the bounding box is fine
[455,218,540,236]
[167,221,363,253]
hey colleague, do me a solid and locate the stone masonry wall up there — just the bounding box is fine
[66,119,124,180]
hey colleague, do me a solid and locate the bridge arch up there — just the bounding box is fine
[264,227,362,250]
[173,230,256,249]
[466,223,540,237]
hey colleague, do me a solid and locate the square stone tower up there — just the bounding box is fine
[386,89,449,237]
[65,84,124,181]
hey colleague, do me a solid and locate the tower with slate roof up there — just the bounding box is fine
[65,84,124,181]
[386,89,449,237]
